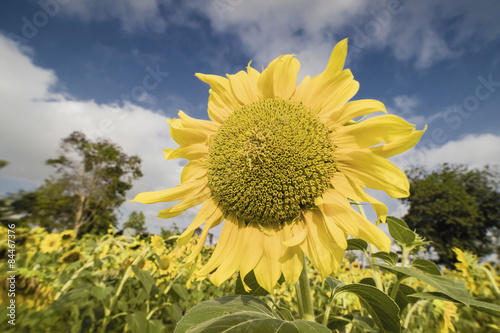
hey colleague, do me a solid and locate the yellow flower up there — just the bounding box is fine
[58,249,83,263]
[351,261,361,271]
[133,39,425,292]
[40,233,61,254]
[59,230,75,246]
[150,235,166,254]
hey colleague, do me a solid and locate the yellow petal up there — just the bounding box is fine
[282,222,308,247]
[178,197,220,245]
[322,38,348,80]
[273,55,300,100]
[180,159,207,184]
[317,77,359,118]
[370,125,427,158]
[319,189,359,236]
[166,143,209,161]
[132,179,202,204]
[299,210,338,277]
[168,118,209,146]
[253,229,282,293]
[157,186,211,218]
[337,149,409,198]
[258,55,300,100]
[355,218,391,252]
[196,217,240,278]
[332,173,388,223]
[210,220,246,286]
[239,226,264,290]
[319,189,390,251]
[178,110,219,134]
[334,114,419,149]
[196,73,240,115]
[227,70,259,105]
[280,243,303,285]
[246,61,260,87]
[326,99,386,128]
[185,214,224,262]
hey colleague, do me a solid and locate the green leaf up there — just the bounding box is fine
[334,283,401,333]
[235,270,270,296]
[174,295,330,333]
[386,216,416,245]
[411,259,441,275]
[131,265,155,295]
[358,277,377,287]
[326,277,345,291]
[90,286,111,301]
[409,292,500,318]
[389,284,418,310]
[372,252,399,266]
[470,299,500,318]
[147,320,164,333]
[378,264,470,306]
[127,311,148,333]
[347,239,368,251]
[171,283,189,300]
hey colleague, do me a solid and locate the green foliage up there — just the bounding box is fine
[2,217,500,333]
[328,280,401,333]
[401,164,500,266]
[174,295,331,333]
[3,131,142,236]
[123,211,147,233]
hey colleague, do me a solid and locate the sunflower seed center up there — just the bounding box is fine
[207,98,337,227]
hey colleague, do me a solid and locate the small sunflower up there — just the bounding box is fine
[59,249,83,264]
[133,39,425,292]
[150,235,166,254]
[59,230,75,246]
[40,233,61,254]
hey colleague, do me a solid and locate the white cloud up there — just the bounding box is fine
[391,133,500,173]
[0,33,190,232]
[61,0,168,33]
[47,0,500,72]
[200,0,500,70]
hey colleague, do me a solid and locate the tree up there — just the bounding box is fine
[8,131,142,236]
[123,211,147,233]
[401,164,500,267]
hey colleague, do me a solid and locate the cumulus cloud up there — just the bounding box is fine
[201,0,500,70]
[48,0,500,72]
[0,33,188,232]
[404,133,500,169]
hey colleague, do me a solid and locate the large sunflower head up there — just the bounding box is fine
[133,39,425,292]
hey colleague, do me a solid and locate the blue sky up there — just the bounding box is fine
[1,0,500,236]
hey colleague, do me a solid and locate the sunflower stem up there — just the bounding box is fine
[296,255,315,322]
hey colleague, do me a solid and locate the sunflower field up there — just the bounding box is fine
[2,222,500,333]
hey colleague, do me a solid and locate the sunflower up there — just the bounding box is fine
[58,249,83,264]
[59,230,75,246]
[40,233,61,254]
[133,39,425,292]
[150,234,166,254]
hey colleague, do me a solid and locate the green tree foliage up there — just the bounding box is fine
[123,211,147,233]
[401,164,500,267]
[6,131,142,236]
